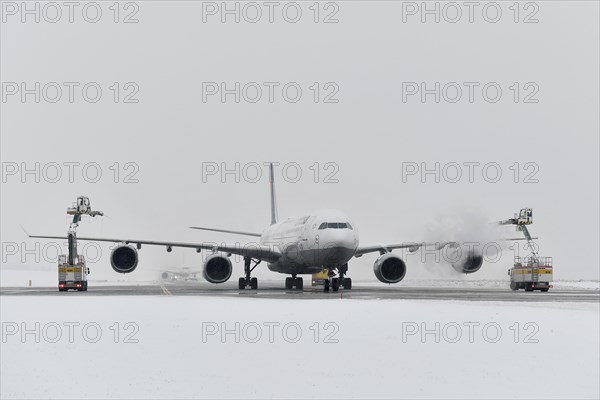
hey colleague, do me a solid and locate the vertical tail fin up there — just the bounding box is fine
[269,163,278,225]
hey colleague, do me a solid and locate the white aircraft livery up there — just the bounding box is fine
[29,163,484,292]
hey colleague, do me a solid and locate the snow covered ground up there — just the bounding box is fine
[1,296,598,399]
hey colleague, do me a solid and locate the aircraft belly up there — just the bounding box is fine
[267,246,356,274]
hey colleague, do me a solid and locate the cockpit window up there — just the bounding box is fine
[319,222,352,229]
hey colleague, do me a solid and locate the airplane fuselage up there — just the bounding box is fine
[259,210,359,275]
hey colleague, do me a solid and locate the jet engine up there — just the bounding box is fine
[373,253,407,283]
[110,244,138,273]
[448,246,484,274]
[203,253,233,284]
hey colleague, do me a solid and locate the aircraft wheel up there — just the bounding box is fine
[343,278,352,290]
[295,277,303,290]
[250,277,258,290]
[238,277,246,290]
[285,277,293,290]
[332,278,339,292]
[324,279,330,292]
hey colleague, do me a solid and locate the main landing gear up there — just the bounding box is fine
[285,275,303,290]
[323,264,352,293]
[239,257,260,290]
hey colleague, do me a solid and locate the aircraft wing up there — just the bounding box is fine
[188,226,262,237]
[26,233,282,263]
[355,236,526,257]
[354,241,458,257]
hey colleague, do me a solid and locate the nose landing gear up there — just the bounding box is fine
[323,264,352,292]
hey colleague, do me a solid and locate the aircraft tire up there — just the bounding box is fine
[343,278,352,290]
[332,278,339,292]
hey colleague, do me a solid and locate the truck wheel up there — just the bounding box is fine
[510,282,517,291]
[541,288,549,292]
[525,284,533,292]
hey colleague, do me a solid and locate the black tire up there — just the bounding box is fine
[324,279,330,292]
[295,277,303,290]
[285,277,293,290]
[332,278,339,292]
[541,288,549,292]
[525,284,533,292]
[238,277,246,290]
[510,282,517,291]
[250,277,258,290]
[343,278,352,290]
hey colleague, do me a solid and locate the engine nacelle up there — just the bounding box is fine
[449,247,484,274]
[374,253,407,284]
[203,253,233,284]
[110,244,138,273]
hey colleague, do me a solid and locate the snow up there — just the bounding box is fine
[1,296,598,399]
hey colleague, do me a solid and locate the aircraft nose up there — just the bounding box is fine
[316,228,357,265]
[342,230,357,250]
[320,228,356,250]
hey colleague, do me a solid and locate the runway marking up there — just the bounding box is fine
[159,283,172,296]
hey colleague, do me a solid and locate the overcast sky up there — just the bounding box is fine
[1,1,598,281]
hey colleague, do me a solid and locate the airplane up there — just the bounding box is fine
[27,163,484,292]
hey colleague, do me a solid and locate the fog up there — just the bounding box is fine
[1,1,598,282]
